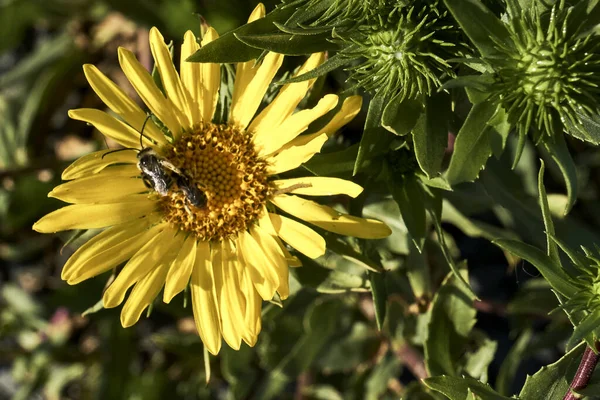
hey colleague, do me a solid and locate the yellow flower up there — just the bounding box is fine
[33,4,391,355]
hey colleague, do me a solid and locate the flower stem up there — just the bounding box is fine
[563,343,600,400]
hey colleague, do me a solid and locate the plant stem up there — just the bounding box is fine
[563,344,600,400]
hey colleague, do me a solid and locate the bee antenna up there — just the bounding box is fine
[101,148,137,159]
[139,114,153,149]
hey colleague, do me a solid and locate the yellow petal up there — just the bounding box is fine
[238,230,279,300]
[269,213,325,259]
[251,225,289,300]
[68,108,151,149]
[272,177,363,198]
[266,133,327,175]
[33,196,157,233]
[229,52,284,129]
[191,241,222,355]
[200,28,221,122]
[285,95,363,147]
[82,64,166,145]
[271,194,392,239]
[180,31,202,126]
[118,47,181,136]
[247,52,326,135]
[247,3,266,21]
[215,240,246,350]
[163,235,197,303]
[120,261,170,327]
[149,27,192,131]
[50,169,146,204]
[62,216,159,284]
[62,150,137,180]
[240,270,261,346]
[255,94,338,156]
[103,224,177,308]
[228,4,266,125]
[258,208,302,267]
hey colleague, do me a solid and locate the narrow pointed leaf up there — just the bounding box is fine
[186,6,296,63]
[413,92,451,177]
[492,239,577,298]
[446,99,498,185]
[235,32,336,55]
[443,0,512,58]
[540,134,578,215]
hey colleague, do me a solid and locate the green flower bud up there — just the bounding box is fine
[490,1,600,142]
[335,0,465,100]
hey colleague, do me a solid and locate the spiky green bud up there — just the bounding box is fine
[490,1,600,142]
[335,0,465,100]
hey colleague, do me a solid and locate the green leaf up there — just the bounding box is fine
[354,93,393,175]
[235,32,336,55]
[362,198,411,255]
[365,352,402,400]
[303,144,359,179]
[537,161,560,264]
[495,329,533,396]
[446,99,499,185]
[186,5,296,63]
[442,201,518,242]
[413,92,451,178]
[424,376,513,400]
[382,94,423,136]
[368,271,387,330]
[274,21,334,35]
[492,239,577,298]
[279,53,351,84]
[565,111,600,145]
[540,134,578,215]
[388,172,427,251]
[442,0,512,59]
[324,237,384,272]
[317,322,379,373]
[518,343,585,399]
[424,266,476,377]
[566,309,600,351]
[407,238,431,299]
[464,335,497,383]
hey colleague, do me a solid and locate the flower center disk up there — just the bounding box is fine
[160,123,271,241]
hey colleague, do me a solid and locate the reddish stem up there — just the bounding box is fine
[563,344,600,400]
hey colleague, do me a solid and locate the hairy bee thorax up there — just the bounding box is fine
[158,122,273,242]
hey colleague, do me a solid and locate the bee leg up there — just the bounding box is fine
[159,159,183,175]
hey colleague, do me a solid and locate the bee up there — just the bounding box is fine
[176,173,208,209]
[102,118,175,197]
[102,116,207,210]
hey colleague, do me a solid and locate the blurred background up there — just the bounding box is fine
[2,0,599,399]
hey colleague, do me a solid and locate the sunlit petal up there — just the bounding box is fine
[272,176,363,198]
[118,47,181,135]
[200,28,221,122]
[248,52,326,134]
[61,150,137,181]
[191,241,222,355]
[62,216,159,284]
[268,212,326,259]
[68,108,152,149]
[82,64,166,144]
[120,261,170,327]
[102,225,177,308]
[33,196,157,233]
[271,194,392,238]
[180,31,202,125]
[266,133,327,175]
[163,235,197,303]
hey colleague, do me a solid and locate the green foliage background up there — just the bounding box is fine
[3,0,600,399]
